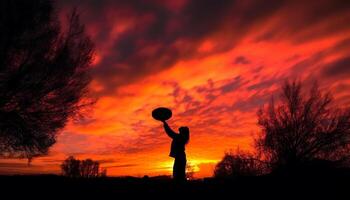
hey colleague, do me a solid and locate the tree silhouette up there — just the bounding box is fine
[61,156,104,178]
[61,156,81,178]
[0,0,94,159]
[214,149,266,178]
[80,159,100,178]
[256,81,350,174]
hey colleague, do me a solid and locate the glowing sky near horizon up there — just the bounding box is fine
[1,0,350,178]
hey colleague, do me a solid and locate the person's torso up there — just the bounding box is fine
[169,137,186,158]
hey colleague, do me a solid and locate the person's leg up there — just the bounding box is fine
[174,156,186,182]
[173,156,187,182]
[179,157,186,181]
[173,158,178,180]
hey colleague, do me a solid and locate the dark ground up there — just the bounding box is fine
[1,173,349,198]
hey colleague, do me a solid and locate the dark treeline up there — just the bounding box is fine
[61,156,107,178]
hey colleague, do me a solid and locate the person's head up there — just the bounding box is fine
[179,126,190,144]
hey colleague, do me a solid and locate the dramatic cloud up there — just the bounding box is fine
[322,56,350,78]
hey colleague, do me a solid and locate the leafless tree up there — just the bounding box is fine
[0,0,94,159]
[256,80,350,173]
[80,159,100,178]
[61,156,81,178]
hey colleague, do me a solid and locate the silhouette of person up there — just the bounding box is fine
[161,120,190,182]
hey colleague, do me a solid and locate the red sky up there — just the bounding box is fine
[1,0,350,178]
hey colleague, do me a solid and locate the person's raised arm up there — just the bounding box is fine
[162,120,177,139]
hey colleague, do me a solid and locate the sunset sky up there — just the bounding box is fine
[1,0,350,178]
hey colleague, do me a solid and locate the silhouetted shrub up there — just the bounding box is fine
[61,156,106,178]
[214,150,266,178]
[186,163,196,180]
[256,80,350,174]
[0,0,94,160]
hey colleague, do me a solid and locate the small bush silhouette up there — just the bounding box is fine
[256,80,350,174]
[214,149,266,178]
[61,156,106,178]
[186,163,196,180]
